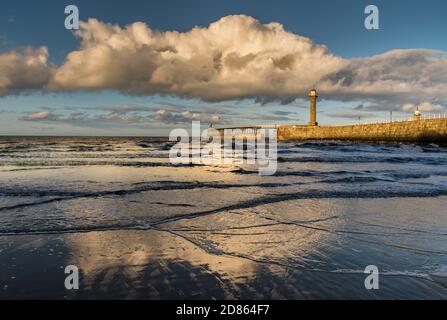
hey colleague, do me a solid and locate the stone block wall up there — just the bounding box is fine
[277,119,447,142]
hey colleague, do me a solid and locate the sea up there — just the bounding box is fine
[1,136,447,299]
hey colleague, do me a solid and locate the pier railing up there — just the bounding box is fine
[214,125,278,134]
[354,113,447,126]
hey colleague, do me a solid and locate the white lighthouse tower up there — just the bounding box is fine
[414,107,422,120]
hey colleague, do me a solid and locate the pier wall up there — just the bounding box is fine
[277,118,447,142]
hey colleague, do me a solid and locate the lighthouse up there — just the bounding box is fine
[414,107,422,120]
[308,88,318,126]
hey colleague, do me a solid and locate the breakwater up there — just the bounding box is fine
[277,118,447,142]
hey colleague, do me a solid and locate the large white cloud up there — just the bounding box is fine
[2,15,447,106]
[49,15,344,101]
[0,47,51,96]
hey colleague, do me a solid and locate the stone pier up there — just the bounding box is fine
[277,118,447,142]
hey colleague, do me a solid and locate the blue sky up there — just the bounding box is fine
[1,0,447,135]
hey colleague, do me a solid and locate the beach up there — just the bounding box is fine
[1,137,447,299]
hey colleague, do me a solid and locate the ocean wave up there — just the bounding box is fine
[231,167,447,181]
[0,160,201,168]
[277,155,447,165]
[0,180,294,210]
[0,153,170,159]
[319,176,394,184]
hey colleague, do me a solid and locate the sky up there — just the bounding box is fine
[1,0,447,136]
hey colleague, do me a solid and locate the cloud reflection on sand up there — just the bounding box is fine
[64,230,262,299]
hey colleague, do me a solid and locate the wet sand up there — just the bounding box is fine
[2,203,447,300]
